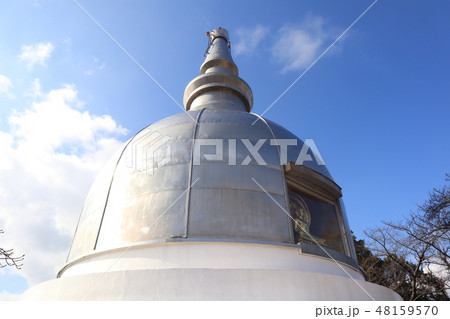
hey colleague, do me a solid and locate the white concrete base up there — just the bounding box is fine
[20,242,401,300]
[58,242,365,279]
[21,268,401,300]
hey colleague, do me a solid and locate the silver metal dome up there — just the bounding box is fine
[65,28,357,271]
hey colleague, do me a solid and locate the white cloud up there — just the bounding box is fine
[0,75,14,98]
[26,78,43,98]
[271,15,337,72]
[83,57,107,76]
[0,81,127,290]
[233,25,269,56]
[19,42,54,68]
[0,290,20,301]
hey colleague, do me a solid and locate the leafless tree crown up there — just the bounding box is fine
[0,230,25,269]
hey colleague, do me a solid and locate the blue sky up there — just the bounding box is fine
[0,0,449,298]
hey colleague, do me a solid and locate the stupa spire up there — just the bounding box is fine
[183,27,253,112]
[200,27,238,76]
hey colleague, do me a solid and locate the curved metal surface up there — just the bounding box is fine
[66,28,358,271]
[68,109,354,261]
[67,143,128,262]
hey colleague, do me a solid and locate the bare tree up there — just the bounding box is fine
[364,174,449,301]
[413,174,450,269]
[0,230,24,269]
[364,225,444,300]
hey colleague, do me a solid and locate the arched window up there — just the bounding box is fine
[284,162,351,258]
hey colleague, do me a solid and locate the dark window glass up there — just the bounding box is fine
[288,189,344,254]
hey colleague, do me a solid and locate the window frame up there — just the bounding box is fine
[283,162,352,258]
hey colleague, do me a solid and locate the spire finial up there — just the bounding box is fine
[183,27,253,112]
[201,27,238,76]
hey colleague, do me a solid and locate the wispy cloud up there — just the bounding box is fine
[233,25,269,56]
[26,78,43,98]
[0,75,14,98]
[84,57,107,76]
[19,42,54,68]
[0,81,127,289]
[271,15,337,72]
[30,0,41,8]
